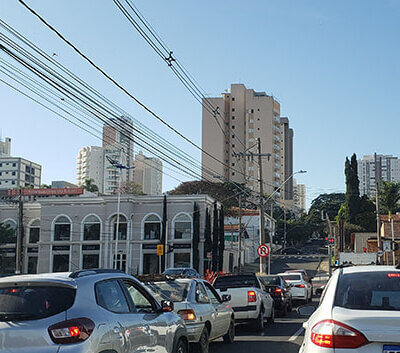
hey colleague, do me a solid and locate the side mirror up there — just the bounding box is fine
[161,300,174,312]
[297,304,317,318]
[221,294,231,303]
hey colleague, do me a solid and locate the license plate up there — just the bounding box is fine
[383,345,400,353]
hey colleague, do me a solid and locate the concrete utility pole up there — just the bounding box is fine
[15,195,23,274]
[238,194,242,272]
[257,138,267,275]
[283,207,287,248]
[376,182,381,264]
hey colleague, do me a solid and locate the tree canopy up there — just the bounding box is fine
[83,178,99,192]
[379,181,400,214]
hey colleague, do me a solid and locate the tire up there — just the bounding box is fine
[267,307,275,324]
[175,339,188,353]
[253,308,265,332]
[223,320,235,344]
[193,328,209,353]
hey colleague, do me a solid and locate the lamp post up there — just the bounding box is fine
[106,152,135,271]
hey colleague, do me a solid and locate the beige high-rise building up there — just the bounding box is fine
[0,137,11,156]
[202,83,293,202]
[293,179,306,214]
[133,151,162,195]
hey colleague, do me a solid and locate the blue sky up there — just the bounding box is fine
[1,0,399,207]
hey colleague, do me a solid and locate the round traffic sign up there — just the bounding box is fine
[257,244,270,258]
[377,250,383,257]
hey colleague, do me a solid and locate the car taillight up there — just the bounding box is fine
[295,284,306,288]
[275,288,282,293]
[248,290,257,303]
[48,318,95,344]
[311,320,368,349]
[177,309,196,321]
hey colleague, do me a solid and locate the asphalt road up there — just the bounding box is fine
[210,307,307,353]
[210,254,325,353]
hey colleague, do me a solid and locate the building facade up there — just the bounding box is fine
[201,83,293,203]
[0,157,41,190]
[0,194,218,276]
[358,154,400,198]
[293,179,306,214]
[133,151,162,195]
[0,137,11,156]
[76,146,104,190]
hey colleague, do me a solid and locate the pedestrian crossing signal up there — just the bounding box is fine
[157,244,164,256]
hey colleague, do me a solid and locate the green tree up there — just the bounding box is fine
[83,178,99,192]
[379,181,400,215]
[344,154,360,224]
[309,193,346,220]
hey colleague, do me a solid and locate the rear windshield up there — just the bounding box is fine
[261,276,280,286]
[335,271,400,311]
[213,275,260,289]
[0,286,75,321]
[145,281,189,302]
[281,274,301,281]
[164,269,186,276]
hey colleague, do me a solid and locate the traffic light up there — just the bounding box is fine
[392,241,399,252]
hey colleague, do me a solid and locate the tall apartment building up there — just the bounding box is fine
[133,151,163,195]
[76,146,104,190]
[280,117,294,207]
[0,137,11,156]
[358,153,400,198]
[0,157,41,189]
[293,179,306,214]
[202,83,293,202]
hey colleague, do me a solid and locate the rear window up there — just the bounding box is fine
[335,271,400,311]
[0,286,75,321]
[213,275,260,289]
[145,281,189,302]
[281,274,301,281]
[261,276,280,286]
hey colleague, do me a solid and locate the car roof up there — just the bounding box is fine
[342,265,400,274]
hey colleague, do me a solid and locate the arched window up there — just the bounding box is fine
[174,214,192,240]
[29,219,40,244]
[143,214,161,240]
[83,215,101,241]
[112,215,127,240]
[0,219,16,243]
[53,216,71,241]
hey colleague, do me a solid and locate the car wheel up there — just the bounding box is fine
[223,320,235,344]
[193,327,209,353]
[253,308,265,332]
[267,307,275,324]
[175,339,188,353]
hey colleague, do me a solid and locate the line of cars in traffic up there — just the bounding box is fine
[0,266,316,353]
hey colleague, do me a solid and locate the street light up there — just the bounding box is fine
[106,152,135,271]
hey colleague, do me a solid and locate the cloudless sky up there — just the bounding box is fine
[1,0,400,207]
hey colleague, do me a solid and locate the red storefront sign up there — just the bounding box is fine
[8,188,84,196]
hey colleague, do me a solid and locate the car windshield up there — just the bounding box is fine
[213,275,260,289]
[334,271,400,311]
[0,285,75,321]
[261,276,280,286]
[145,281,189,302]
[281,274,301,281]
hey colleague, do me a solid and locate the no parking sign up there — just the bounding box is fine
[257,244,270,258]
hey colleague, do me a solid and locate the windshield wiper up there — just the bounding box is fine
[0,313,38,321]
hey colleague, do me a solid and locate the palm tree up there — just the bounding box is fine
[83,178,99,192]
[379,181,400,214]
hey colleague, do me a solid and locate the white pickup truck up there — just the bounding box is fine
[213,273,274,332]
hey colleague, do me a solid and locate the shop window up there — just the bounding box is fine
[143,254,159,274]
[53,254,69,272]
[82,254,99,269]
[144,215,161,240]
[83,215,101,241]
[174,253,190,267]
[54,216,71,241]
[28,256,38,274]
[113,253,126,272]
[174,214,192,240]
[112,215,127,240]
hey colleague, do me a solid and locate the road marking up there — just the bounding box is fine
[289,327,304,341]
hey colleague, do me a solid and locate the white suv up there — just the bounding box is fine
[0,270,188,353]
[299,265,400,353]
[279,272,312,303]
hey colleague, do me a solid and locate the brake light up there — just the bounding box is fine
[177,309,196,321]
[388,273,400,278]
[48,318,95,344]
[248,290,257,303]
[295,284,306,288]
[311,320,368,349]
[275,288,282,293]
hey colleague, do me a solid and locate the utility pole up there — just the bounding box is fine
[376,182,381,264]
[15,194,23,274]
[257,138,267,275]
[238,194,242,272]
[283,207,287,248]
